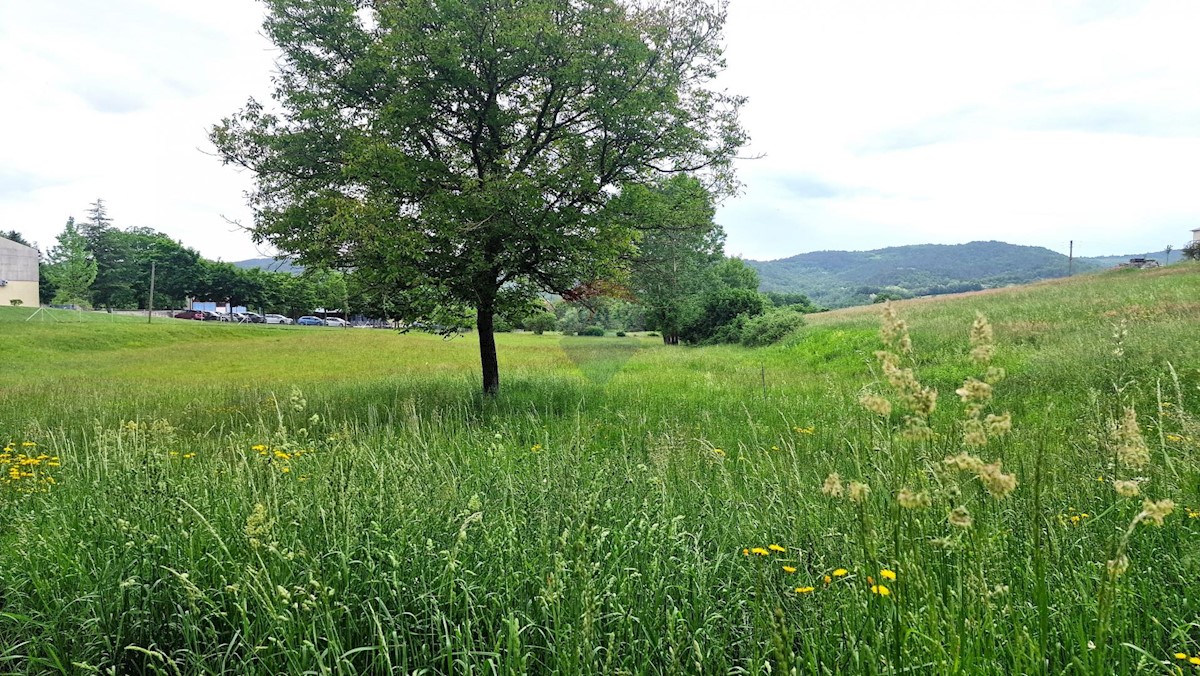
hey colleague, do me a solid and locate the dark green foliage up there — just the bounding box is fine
[577,325,606,337]
[1,230,32,247]
[45,217,97,307]
[739,309,805,346]
[524,312,558,335]
[615,330,626,337]
[680,287,766,344]
[1183,241,1200,261]
[619,175,726,343]
[750,240,1099,308]
[764,291,822,312]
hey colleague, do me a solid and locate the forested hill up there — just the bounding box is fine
[748,240,1099,308]
[232,257,304,274]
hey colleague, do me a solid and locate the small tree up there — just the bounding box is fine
[46,218,97,307]
[525,312,558,335]
[1164,244,1173,265]
[1182,241,1200,262]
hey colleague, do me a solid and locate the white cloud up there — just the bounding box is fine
[0,0,1196,263]
[716,0,1200,259]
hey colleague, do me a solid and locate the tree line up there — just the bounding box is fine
[5,200,347,316]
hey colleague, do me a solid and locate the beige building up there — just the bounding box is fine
[1192,227,1199,243]
[0,237,40,307]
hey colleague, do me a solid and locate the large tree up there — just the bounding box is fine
[616,175,724,344]
[212,0,745,394]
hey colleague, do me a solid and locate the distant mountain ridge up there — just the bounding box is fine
[747,240,1106,309]
[231,242,1174,311]
[231,257,304,274]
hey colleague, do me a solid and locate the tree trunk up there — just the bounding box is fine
[477,305,500,395]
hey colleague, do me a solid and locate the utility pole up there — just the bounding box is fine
[1068,240,1074,277]
[147,261,156,323]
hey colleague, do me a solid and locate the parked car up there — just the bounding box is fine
[264,314,292,325]
[200,311,225,321]
[324,317,350,327]
[173,310,204,320]
[244,312,266,324]
[297,316,324,326]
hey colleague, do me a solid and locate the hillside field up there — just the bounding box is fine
[2,265,1200,674]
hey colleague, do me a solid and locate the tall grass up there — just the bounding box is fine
[1,266,1199,673]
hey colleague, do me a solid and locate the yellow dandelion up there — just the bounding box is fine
[21,442,36,447]
[743,548,750,556]
[768,544,786,553]
[823,575,832,584]
[713,448,726,457]
[751,547,770,556]
[1191,657,1200,666]
[280,466,291,474]
[880,569,896,581]
[794,586,815,594]
[1174,652,1187,660]
[182,453,196,459]
[870,584,891,596]
[251,444,267,452]
[530,444,542,453]
[782,566,797,574]
[832,568,848,577]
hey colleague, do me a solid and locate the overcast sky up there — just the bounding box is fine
[1,0,1197,262]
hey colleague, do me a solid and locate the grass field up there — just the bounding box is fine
[2,265,1199,674]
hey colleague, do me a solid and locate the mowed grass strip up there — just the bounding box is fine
[0,265,1199,674]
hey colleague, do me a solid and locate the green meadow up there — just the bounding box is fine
[2,265,1199,674]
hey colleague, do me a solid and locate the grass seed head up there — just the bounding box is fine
[977,460,1018,499]
[821,473,844,498]
[859,393,893,417]
[897,489,931,509]
[1137,498,1175,527]
[1112,407,1151,469]
[1112,479,1140,497]
[1106,554,1130,579]
[848,481,871,503]
[948,505,973,529]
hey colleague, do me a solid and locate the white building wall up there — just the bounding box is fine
[0,238,40,307]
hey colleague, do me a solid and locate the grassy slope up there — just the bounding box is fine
[1,266,1199,673]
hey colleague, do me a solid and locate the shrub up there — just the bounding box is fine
[740,310,806,347]
[615,331,626,337]
[525,312,558,335]
[680,288,767,344]
[577,325,605,336]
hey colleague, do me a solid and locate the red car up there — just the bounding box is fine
[173,310,205,320]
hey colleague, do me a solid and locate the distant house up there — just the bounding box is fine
[0,237,39,307]
[1192,227,1199,243]
[1117,257,1160,270]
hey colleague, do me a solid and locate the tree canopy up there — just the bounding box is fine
[211,0,746,393]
